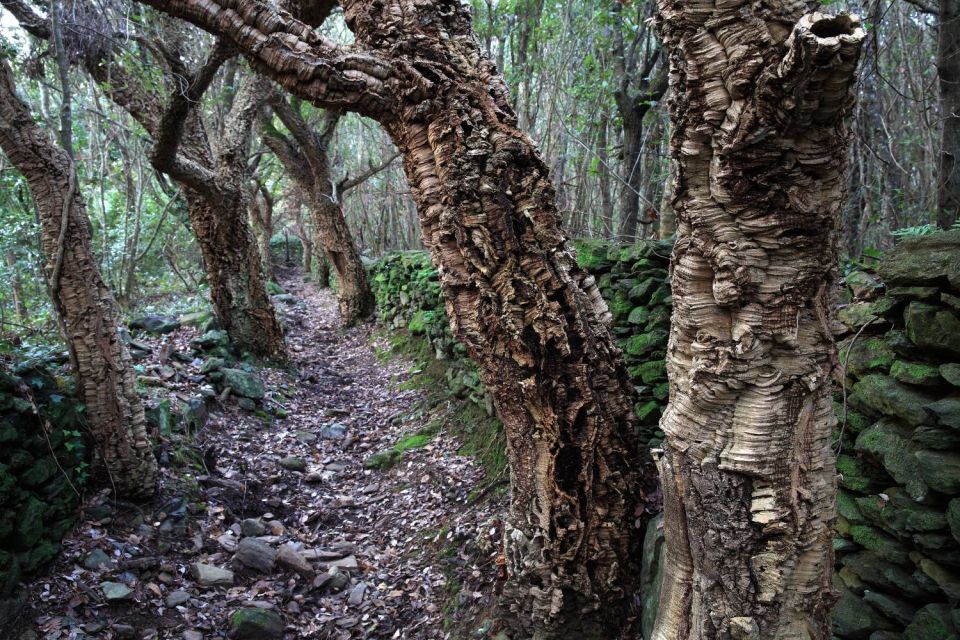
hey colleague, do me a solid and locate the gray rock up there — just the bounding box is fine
[101,581,133,601]
[877,229,960,289]
[192,329,229,350]
[229,608,284,639]
[927,395,960,429]
[916,449,960,494]
[237,397,257,411]
[279,456,307,472]
[221,368,265,400]
[348,581,367,606]
[326,567,350,591]
[832,582,894,640]
[234,538,277,573]
[112,624,136,639]
[295,430,317,443]
[319,423,347,440]
[165,590,191,607]
[943,363,960,387]
[84,549,114,571]
[276,544,314,576]
[905,302,960,359]
[130,314,180,335]
[191,562,234,587]
[240,518,268,537]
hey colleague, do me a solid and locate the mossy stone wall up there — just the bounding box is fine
[370,232,960,638]
[0,358,87,622]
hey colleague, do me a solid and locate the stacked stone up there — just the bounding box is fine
[370,252,494,414]
[571,239,673,448]
[0,359,86,621]
[832,230,960,640]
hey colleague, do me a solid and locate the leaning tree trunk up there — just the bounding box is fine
[939,0,960,230]
[308,194,374,324]
[653,5,864,639]
[133,0,655,635]
[0,57,158,498]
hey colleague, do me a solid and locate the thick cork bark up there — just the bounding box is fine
[0,57,158,498]
[654,6,865,639]
[133,0,655,635]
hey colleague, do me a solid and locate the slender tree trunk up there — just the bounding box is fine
[619,112,645,240]
[260,102,374,325]
[939,0,960,229]
[5,250,27,323]
[0,56,157,498]
[653,7,864,639]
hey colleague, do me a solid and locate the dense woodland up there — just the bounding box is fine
[0,0,958,639]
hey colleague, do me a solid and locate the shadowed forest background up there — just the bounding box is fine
[0,0,959,639]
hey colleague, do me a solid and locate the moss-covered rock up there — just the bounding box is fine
[904,302,960,359]
[926,395,960,429]
[833,581,896,640]
[903,603,959,640]
[220,368,265,400]
[850,525,911,564]
[851,375,932,426]
[878,229,960,288]
[840,337,896,379]
[622,330,668,358]
[891,360,942,387]
[915,450,960,494]
[855,420,928,500]
[229,607,284,639]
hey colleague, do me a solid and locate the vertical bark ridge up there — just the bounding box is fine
[654,5,864,639]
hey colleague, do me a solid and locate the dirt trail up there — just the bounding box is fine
[16,269,500,640]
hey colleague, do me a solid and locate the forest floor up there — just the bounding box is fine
[12,268,504,640]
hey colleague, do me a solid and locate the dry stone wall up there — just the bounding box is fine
[369,231,960,639]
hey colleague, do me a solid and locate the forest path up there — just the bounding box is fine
[18,269,495,640]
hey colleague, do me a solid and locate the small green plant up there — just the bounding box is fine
[891,223,940,238]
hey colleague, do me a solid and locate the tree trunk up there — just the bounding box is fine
[5,249,27,324]
[619,111,645,241]
[134,0,654,635]
[0,57,158,498]
[653,7,864,639]
[184,191,285,358]
[939,0,960,229]
[260,100,374,325]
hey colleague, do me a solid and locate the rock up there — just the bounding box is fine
[364,450,402,470]
[904,302,960,359]
[130,314,180,335]
[112,624,136,639]
[832,582,895,640]
[276,544,314,576]
[916,449,960,493]
[326,566,350,591]
[165,590,190,607]
[855,420,928,500]
[837,453,885,494]
[84,549,114,571]
[862,590,918,626]
[912,423,960,450]
[917,558,960,600]
[887,285,942,301]
[839,336,895,379]
[903,603,959,640]
[851,375,933,425]
[229,607,284,639]
[192,329,229,350]
[101,581,133,601]
[240,519,268,537]
[221,368,265,400]
[943,363,960,387]
[849,524,911,564]
[879,229,960,288]
[847,270,884,300]
[178,310,212,327]
[949,499,960,543]
[839,302,881,330]
[191,563,234,587]
[183,631,203,640]
[319,423,347,439]
[234,538,277,573]
[855,489,946,534]
[279,456,307,472]
[295,430,317,443]
[348,581,367,605]
[200,357,225,374]
[842,551,937,599]
[622,330,668,358]
[891,360,942,386]
[926,395,960,429]
[237,398,256,411]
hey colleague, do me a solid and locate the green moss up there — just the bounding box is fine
[622,330,669,357]
[891,360,942,386]
[394,433,432,452]
[850,524,911,563]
